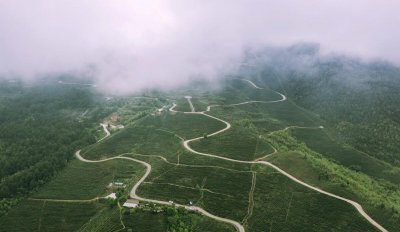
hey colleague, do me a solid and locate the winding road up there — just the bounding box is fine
[185,96,196,112]
[75,78,387,232]
[75,150,245,232]
[97,123,111,142]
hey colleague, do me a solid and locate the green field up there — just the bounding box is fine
[191,125,274,161]
[2,76,399,231]
[177,150,252,171]
[33,159,144,200]
[290,127,400,184]
[190,97,209,112]
[266,138,400,231]
[137,160,252,221]
[139,112,226,138]
[174,97,192,112]
[0,200,101,232]
[82,125,183,161]
[190,213,236,232]
[77,79,400,231]
[77,208,123,232]
[213,79,283,105]
[122,208,236,232]
[247,167,378,232]
[124,211,167,232]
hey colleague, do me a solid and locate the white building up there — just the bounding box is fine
[123,199,140,208]
[108,182,126,188]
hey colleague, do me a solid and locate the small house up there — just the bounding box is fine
[123,199,140,208]
[107,182,126,188]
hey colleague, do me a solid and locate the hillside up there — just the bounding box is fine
[0,66,399,231]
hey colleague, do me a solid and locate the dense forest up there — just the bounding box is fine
[251,44,400,165]
[0,80,107,215]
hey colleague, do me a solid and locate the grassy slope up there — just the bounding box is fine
[290,128,400,185]
[123,211,167,232]
[190,98,209,112]
[140,112,226,139]
[137,160,252,221]
[267,148,400,231]
[177,151,252,171]
[3,78,399,231]
[214,79,283,105]
[248,166,377,232]
[190,125,274,161]
[77,208,123,232]
[82,125,183,161]
[123,210,236,232]
[175,97,192,112]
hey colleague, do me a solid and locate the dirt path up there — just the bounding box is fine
[169,103,178,112]
[182,121,387,232]
[75,151,245,232]
[242,172,256,226]
[80,109,89,117]
[185,96,195,112]
[73,78,386,232]
[234,79,286,102]
[97,123,110,142]
[170,79,286,114]
[179,78,387,232]
[144,182,232,197]
[258,161,387,232]
[254,143,278,161]
[241,79,263,89]
[29,197,100,203]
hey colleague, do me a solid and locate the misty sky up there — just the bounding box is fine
[1,1,399,93]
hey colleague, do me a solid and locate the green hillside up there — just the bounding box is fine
[1,66,399,231]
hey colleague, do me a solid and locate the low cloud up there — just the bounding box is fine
[1,1,399,94]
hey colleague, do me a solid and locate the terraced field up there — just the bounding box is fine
[0,200,101,232]
[190,126,275,161]
[290,128,400,184]
[2,78,398,231]
[174,97,192,112]
[32,159,145,200]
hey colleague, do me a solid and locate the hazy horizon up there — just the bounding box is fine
[1,1,399,94]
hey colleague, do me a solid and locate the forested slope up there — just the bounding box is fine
[0,80,106,215]
[249,44,400,166]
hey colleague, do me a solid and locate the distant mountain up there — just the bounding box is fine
[244,44,400,165]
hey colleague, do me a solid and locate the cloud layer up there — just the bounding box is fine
[1,1,399,93]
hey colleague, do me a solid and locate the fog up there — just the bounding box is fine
[1,1,399,94]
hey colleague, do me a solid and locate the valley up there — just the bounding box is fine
[1,77,398,231]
